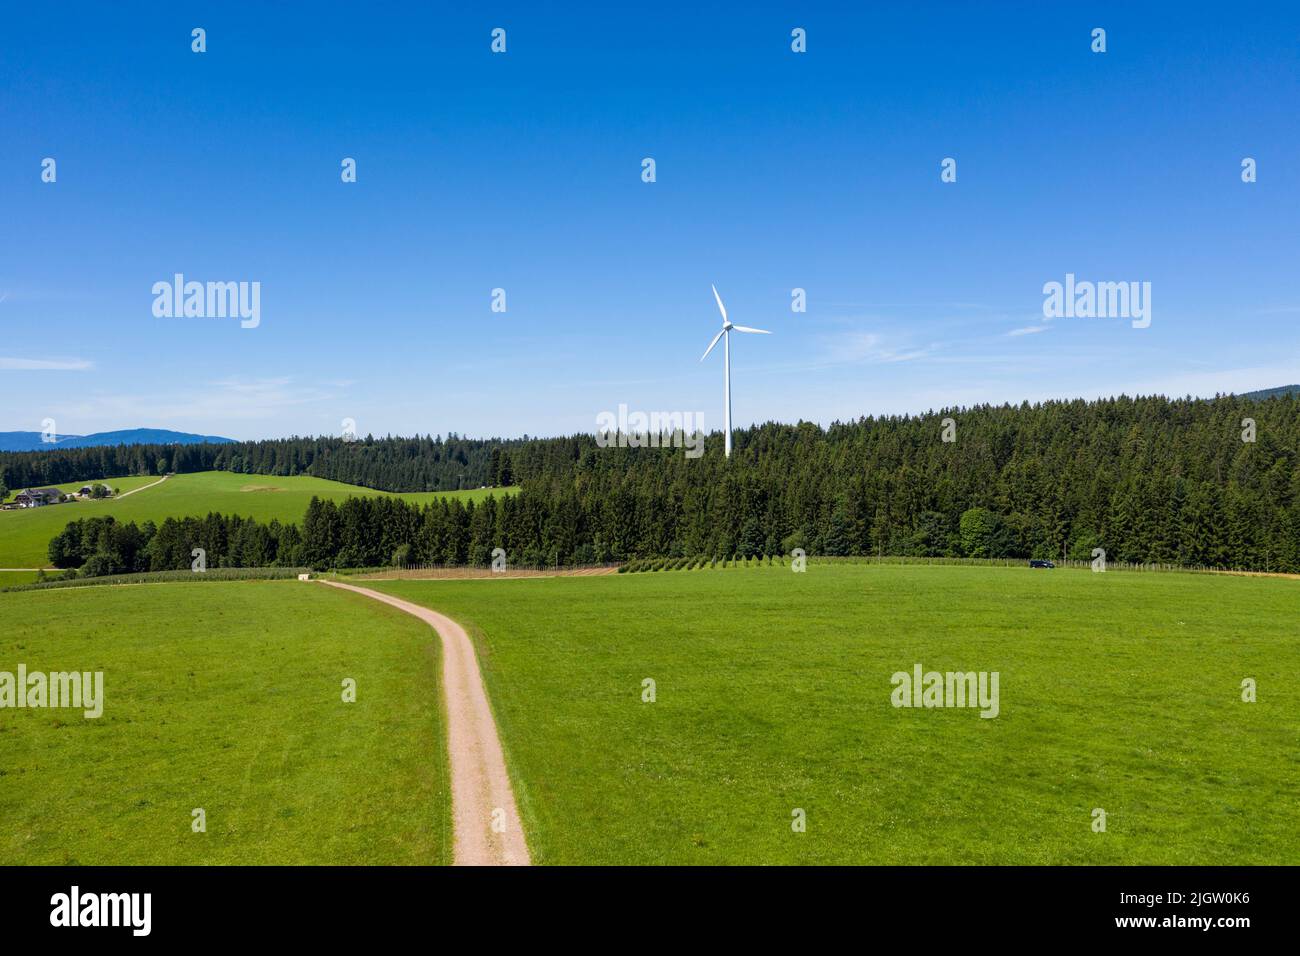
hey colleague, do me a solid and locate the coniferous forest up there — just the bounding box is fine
[0,433,513,492]
[19,393,1300,575]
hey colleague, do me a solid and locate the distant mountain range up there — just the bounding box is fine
[0,428,235,453]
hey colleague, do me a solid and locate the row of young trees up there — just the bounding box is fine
[30,392,1300,574]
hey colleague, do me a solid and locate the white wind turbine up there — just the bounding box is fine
[700,284,771,457]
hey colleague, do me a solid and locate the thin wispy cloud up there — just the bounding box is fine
[821,301,1001,313]
[50,377,342,433]
[0,356,93,371]
[821,332,940,366]
[740,324,951,378]
[1008,325,1050,337]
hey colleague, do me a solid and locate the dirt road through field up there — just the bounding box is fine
[114,474,169,499]
[318,579,530,866]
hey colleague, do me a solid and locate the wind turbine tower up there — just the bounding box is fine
[700,284,771,457]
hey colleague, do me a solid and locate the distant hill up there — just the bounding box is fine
[1239,385,1300,400]
[0,428,235,452]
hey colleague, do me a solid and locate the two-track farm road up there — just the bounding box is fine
[112,473,169,498]
[319,579,531,866]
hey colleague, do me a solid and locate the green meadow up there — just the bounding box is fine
[2,475,164,500]
[3,563,1294,865]
[0,475,161,580]
[370,564,1300,865]
[0,581,449,865]
[0,571,42,587]
[0,470,510,568]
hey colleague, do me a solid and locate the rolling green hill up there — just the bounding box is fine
[0,471,511,569]
[2,475,162,500]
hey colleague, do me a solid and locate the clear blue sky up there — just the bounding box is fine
[2,2,1297,440]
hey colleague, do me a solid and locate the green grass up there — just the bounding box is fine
[2,566,309,593]
[0,471,512,568]
[1,475,163,503]
[0,571,41,587]
[0,580,449,864]
[368,564,1300,864]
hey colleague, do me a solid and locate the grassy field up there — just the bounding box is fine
[0,475,163,580]
[369,564,1299,865]
[0,580,449,864]
[0,571,42,586]
[1,475,163,501]
[0,471,510,568]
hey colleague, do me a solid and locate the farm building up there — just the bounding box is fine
[13,488,63,507]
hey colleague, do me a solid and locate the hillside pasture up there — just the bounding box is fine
[0,471,511,568]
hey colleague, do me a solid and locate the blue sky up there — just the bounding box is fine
[2,2,1297,440]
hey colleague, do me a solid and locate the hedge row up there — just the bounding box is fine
[1,567,311,593]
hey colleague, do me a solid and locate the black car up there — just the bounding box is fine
[1029,559,1055,569]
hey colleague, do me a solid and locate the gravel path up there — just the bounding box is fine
[319,579,531,866]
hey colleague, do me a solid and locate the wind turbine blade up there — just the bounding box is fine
[711,284,728,323]
[731,325,771,335]
[700,328,725,361]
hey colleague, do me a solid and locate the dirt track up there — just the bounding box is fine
[319,579,530,866]
[113,474,169,499]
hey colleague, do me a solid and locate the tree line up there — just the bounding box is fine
[48,514,305,577]
[1,434,527,492]
[31,392,1300,574]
